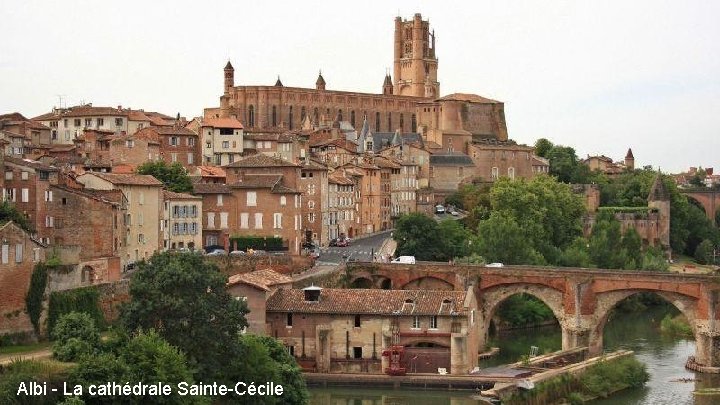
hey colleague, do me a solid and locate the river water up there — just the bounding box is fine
[308,306,720,404]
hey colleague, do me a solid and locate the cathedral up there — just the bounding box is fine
[204,13,508,148]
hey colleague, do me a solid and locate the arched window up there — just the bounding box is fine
[338,109,343,122]
[288,106,293,130]
[301,107,306,122]
[387,112,392,132]
[375,112,380,132]
[248,105,255,127]
[272,105,277,126]
[411,113,417,132]
[350,110,356,128]
[399,114,404,131]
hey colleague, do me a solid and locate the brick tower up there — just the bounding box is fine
[393,13,440,98]
[224,61,234,95]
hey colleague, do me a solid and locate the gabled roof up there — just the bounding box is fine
[4,156,58,171]
[86,172,163,187]
[436,93,501,104]
[430,152,475,167]
[228,269,292,291]
[193,183,231,194]
[225,153,299,168]
[266,288,467,315]
[201,117,244,129]
[163,190,201,200]
[648,174,670,202]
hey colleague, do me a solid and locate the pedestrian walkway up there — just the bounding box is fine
[0,348,52,366]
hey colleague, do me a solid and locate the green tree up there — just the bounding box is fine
[393,213,442,260]
[588,212,627,269]
[640,247,669,271]
[436,219,472,261]
[68,353,129,404]
[694,239,715,265]
[621,228,643,270]
[136,161,193,193]
[120,330,203,404]
[52,312,101,362]
[254,336,308,405]
[534,138,554,158]
[0,201,34,232]
[559,237,591,268]
[476,211,544,265]
[120,252,248,381]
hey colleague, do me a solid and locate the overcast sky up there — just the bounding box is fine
[1,0,718,172]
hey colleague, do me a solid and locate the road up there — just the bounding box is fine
[317,230,393,264]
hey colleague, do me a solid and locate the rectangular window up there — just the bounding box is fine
[21,188,29,203]
[15,244,23,263]
[97,118,104,127]
[187,153,194,165]
[207,212,215,228]
[217,194,223,206]
[4,172,12,180]
[21,171,28,180]
[354,315,361,328]
[246,191,257,206]
[170,136,178,146]
[240,213,249,229]
[273,213,282,229]
[222,141,229,149]
[353,347,363,359]
[45,216,54,228]
[138,234,145,244]
[254,213,263,229]
[173,223,179,235]
[412,316,420,329]
[171,153,178,162]
[430,316,438,329]
[220,212,228,229]
[1,244,8,264]
[286,313,293,327]
[139,192,144,205]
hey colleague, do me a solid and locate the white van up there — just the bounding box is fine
[391,256,416,264]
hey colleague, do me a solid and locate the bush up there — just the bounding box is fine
[660,314,693,338]
[48,287,105,336]
[229,235,284,251]
[694,239,714,265]
[51,312,100,362]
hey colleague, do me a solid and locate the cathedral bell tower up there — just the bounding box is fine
[224,61,234,95]
[393,13,440,98]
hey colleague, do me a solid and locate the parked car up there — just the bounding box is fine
[207,249,227,256]
[450,210,459,216]
[302,241,315,249]
[249,249,268,256]
[391,255,416,264]
[335,239,350,247]
[329,238,338,247]
[229,250,246,256]
[435,204,446,214]
[486,262,504,268]
[309,249,321,259]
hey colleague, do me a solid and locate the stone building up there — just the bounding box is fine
[135,127,200,169]
[2,156,60,245]
[266,286,479,375]
[429,153,476,195]
[582,148,634,177]
[195,117,245,166]
[161,190,203,251]
[72,129,161,170]
[76,173,163,270]
[340,161,382,235]
[390,160,419,220]
[205,14,448,133]
[33,104,177,145]
[0,221,46,337]
[192,183,234,250]
[468,140,537,182]
[299,159,329,246]
[375,156,401,231]
[0,112,52,146]
[226,269,292,335]
[327,170,357,241]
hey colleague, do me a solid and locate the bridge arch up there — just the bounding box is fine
[589,289,698,356]
[400,276,454,290]
[349,277,373,289]
[680,190,718,223]
[478,283,567,351]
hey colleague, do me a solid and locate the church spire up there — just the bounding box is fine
[316,70,326,90]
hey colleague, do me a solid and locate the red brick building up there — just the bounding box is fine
[135,126,200,168]
[226,269,292,335]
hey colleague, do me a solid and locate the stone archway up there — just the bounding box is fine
[478,283,567,352]
[349,277,373,289]
[590,289,699,356]
[401,276,454,290]
[81,265,96,284]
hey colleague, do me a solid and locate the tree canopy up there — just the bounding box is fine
[0,201,34,233]
[136,161,193,193]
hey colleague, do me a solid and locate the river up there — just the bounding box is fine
[308,306,720,404]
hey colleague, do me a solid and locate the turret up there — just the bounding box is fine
[647,173,671,251]
[382,73,393,95]
[223,61,234,94]
[316,71,326,90]
[625,148,635,170]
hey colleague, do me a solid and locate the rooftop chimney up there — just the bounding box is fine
[303,285,321,302]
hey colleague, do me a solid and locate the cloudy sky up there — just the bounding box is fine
[1,0,718,172]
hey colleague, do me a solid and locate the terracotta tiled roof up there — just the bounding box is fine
[4,156,59,171]
[225,153,299,168]
[227,269,292,291]
[162,190,201,200]
[88,172,163,186]
[127,110,152,121]
[300,159,328,171]
[201,117,244,129]
[436,93,501,104]
[194,166,226,178]
[193,183,231,194]
[328,172,354,185]
[266,288,467,316]
[374,156,401,169]
[229,175,282,189]
[245,133,279,141]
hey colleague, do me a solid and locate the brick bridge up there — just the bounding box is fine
[345,262,720,368]
[680,189,719,223]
